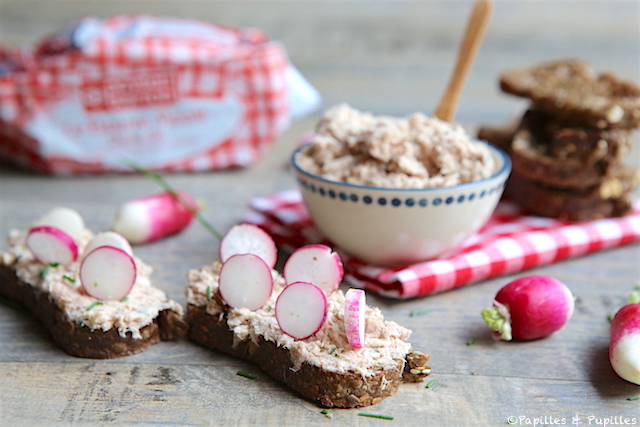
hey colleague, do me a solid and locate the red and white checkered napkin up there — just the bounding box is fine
[244,189,640,299]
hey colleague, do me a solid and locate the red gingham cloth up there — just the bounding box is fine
[243,189,640,299]
[0,15,293,175]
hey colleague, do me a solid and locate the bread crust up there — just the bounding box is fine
[186,303,430,408]
[0,264,187,359]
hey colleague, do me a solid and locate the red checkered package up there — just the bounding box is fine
[0,15,320,174]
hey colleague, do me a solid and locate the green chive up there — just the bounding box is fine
[236,371,257,379]
[87,301,103,311]
[409,309,433,317]
[206,286,211,302]
[329,347,337,355]
[466,338,476,346]
[62,275,76,283]
[358,413,394,420]
[124,160,223,240]
[425,379,437,389]
[627,395,640,401]
[607,312,614,323]
[320,409,331,415]
[120,296,129,303]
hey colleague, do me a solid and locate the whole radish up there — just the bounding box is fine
[26,207,85,265]
[112,190,199,244]
[481,275,575,341]
[609,292,640,385]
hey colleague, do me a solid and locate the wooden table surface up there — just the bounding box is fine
[1,1,639,425]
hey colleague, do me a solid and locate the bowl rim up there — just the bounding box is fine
[290,140,512,193]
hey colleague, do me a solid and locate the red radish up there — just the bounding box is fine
[283,244,343,295]
[481,275,575,341]
[82,231,133,259]
[344,288,366,348]
[219,224,278,269]
[609,293,640,385]
[80,246,137,301]
[218,254,274,311]
[33,207,85,243]
[112,190,199,244]
[275,281,328,340]
[26,226,79,265]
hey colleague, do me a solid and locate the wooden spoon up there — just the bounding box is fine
[433,0,494,123]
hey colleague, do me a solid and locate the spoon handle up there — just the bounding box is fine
[434,0,494,123]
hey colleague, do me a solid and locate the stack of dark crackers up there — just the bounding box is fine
[479,60,640,221]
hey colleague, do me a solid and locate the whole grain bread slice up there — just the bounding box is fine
[500,60,640,129]
[185,262,431,408]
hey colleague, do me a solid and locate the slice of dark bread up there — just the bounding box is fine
[505,167,639,221]
[185,262,431,408]
[500,60,640,129]
[0,230,187,359]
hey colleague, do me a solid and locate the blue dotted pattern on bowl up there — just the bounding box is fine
[298,177,509,207]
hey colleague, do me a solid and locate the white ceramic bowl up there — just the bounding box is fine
[291,142,512,267]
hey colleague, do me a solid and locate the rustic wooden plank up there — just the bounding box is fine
[0,1,639,425]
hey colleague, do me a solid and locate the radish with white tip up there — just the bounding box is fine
[82,231,133,259]
[80,246,137,301]
[481,275,575,341]
[609,292,640,385]
[344,288,366,348]
[219,224,278,268]
[112,190,199,245]
[218,254,274,311]
[283,244,343,295]
[275,281,328,340]
[26,207,85,265]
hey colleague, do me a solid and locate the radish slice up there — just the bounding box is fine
[26,226,79,265]
[344,288,366,348]
[283,244,343,295]
[275,281,328,340]
[219,224,278,268]
[112,190,199,244]
[34,207,85,243]
[80,246,137,301]
[82,231,133,259]
[218,254,274,311]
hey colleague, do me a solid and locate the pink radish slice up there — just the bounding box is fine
[344,288,366,348]
[609,301,640,385]
[481,275,575,341]
[34,207,85,242]
[26,226,79,265]
[112,190,198,244]
[283,244,343,295]
[80,246,137,301]
[218,254,274,311]
[82,231,133,259]
[275,281,328,340]
[219,224,278,269]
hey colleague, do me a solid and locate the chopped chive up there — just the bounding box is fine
[607,312,614,323]
[78,319,87,328]
[409,308,433,317]
[236,371,257,379]
[87,301,103,311]
[124,160,223,240]
[120,296,129,303]
[39,262,59,278]
[466,338,476,346]
[358,413,394,420]
[425,379,437,389]
[62,275,76,283]
[206,286,211,302]
[93,282,98,288]
[329,347,337,355]
[320,409,330,415]
[627,395,640,401]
